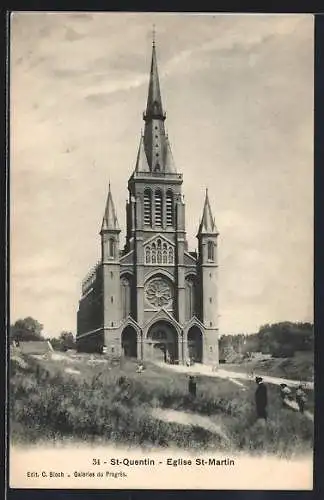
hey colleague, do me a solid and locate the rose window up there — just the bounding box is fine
[145,278,173,308]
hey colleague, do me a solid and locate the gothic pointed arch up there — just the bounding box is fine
[143,307,182,337]
[121,325,138,358]
[187,325,203,363]
[147,320,179,364]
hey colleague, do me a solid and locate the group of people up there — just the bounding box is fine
[255,376,308,420]
[134,362,308,420]
[186,374,308,420]
[279,382,308,413]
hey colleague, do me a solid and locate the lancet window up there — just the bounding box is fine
[155,191,163,226]
[145,239,174,265]
[166,190,174,226]
[143,189,152,226]
[207,241,215,262]
[108,238,115,258]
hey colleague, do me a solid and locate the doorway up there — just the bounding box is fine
[188,326,203,363]
[121,326,137,358]
[147,321,178,364]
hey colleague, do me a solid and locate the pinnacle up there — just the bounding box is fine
[101,182,120,232]
[198,189,218,235]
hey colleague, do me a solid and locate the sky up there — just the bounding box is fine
[10,12,314,337]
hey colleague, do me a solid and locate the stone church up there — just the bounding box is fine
[76,38,219,365]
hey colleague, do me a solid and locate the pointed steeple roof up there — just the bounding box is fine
[198,189,218,235]
[135,134,150,172]
[101,182,120,232]
[145,35,164,119]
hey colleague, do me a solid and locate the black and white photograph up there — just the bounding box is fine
[9,12,314,490]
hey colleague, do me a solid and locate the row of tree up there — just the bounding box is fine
[11,317,314,358]
[219,322,314,360]
[10,317,76,352]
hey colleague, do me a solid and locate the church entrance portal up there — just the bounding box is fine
[121,326,137,358]
[147,321,178,364]
[188,326,203,363]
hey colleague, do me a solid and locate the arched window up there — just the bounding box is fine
[157,239,162,264]
[155,190,162,226]
[109,238,115,258]
[151,243,157,264]
[207,241,214,261]
[166,190,173,226]
[162,243,168,264]
[168,247,174,264]
[145,240,174,265]
[144,189,152,226]
[145,247,151,264]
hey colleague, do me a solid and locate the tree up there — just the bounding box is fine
[59,331,76,351]
[257,322,314,357]
[10,317,44,342]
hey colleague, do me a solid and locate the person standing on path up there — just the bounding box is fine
[255,376,268,420]
[188,376,197,398]
[280,383,292,407]
[296,384,307,413]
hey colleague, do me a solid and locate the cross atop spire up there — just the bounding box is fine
[144,32,164,121]
[152,24,156,47]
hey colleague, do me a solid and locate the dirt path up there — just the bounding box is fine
[283,399,314,421]
[151,408,231,443]
[156,362,314,390]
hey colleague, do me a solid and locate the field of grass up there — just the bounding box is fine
[9,352,313,457]
[223,352,314,382]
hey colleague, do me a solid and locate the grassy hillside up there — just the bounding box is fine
[223,352,314,382]
[10,353,313,457]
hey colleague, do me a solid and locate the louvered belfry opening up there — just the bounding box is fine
[155,190,162,226]
[144,189,152,225]
[166,190,173,226]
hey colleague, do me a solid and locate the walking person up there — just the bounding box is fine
[255,376,268,420]
[280,383,292,407]
[136,362,144,373]
[296,384,307,414]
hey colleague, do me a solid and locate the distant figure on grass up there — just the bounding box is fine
[136,362,144,374]
[296,384,307,413]
[280,383,292,407]
[188,376,197,398]
[255,376,268,420]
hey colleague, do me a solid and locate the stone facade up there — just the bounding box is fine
[76,40,220,366]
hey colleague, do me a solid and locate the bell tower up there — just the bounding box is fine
[197,189,219,364]
[100,182,122,355]
[126,35,186,327]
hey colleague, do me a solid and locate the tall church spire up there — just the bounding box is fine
[198,189,218,235]
[141,33,177,174]
[145,27,164,120]
[101,182,120,232]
